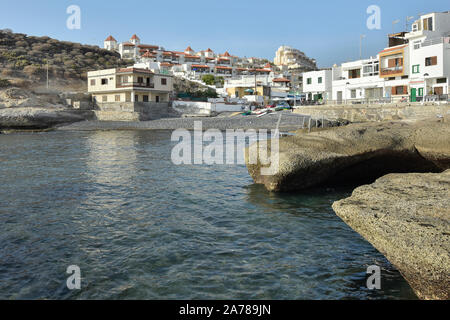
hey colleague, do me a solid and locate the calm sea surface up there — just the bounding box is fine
[0,130,416,299]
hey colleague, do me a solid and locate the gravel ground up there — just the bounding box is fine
[57,112,317,131]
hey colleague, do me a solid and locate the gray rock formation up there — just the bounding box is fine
[332,171,450,300]
[246,120,450,192]
[0,107,86,129]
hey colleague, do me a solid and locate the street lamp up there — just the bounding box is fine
[360,34,366,60]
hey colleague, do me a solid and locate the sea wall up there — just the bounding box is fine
[294,103,450,122]
[172,100,244,115]
[94,102,173,121]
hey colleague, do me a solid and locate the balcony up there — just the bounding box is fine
[117,82,155,89]
[380,67,403,77]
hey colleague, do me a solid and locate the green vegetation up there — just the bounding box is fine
[179,88,218,101]
[201,75,224,87]
[0,30,130,82]
[0,78,10,87]
[201,74,215,85]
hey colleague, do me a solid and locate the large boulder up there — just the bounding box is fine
[246,120,450,192]
[0,107,85,129]
[332,170,450,300]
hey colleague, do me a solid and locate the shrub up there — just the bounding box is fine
[0,78,10,87]
[202,74,215,85]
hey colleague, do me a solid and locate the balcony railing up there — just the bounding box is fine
[117,82,155,88]
[380,67,403,76]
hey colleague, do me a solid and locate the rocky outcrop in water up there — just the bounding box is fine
[0,107,86,130]
[246,119,450,192]
[332,171,450,300]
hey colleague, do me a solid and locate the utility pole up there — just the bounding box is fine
[46,60,49,89]
[360,34,366,60]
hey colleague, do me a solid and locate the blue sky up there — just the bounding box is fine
[0,0,448,67]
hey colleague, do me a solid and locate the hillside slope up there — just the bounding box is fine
[0,29,132,90]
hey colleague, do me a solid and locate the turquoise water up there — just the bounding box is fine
[0,130,416,299]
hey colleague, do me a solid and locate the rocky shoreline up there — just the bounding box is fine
[245,118,450,299]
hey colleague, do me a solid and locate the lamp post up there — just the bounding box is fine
[423,73,429,102]
[360,34,366,60]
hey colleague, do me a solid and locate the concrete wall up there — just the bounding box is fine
[172,100,244,115]
[95,102,171,121]
[294,103,450,122]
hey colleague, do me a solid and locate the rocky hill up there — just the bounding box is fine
[0,29,132,90]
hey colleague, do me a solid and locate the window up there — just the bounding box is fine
[418,88,424,97]
[161,78,167,85]
[101,78,108,85]
[115,95,120,102]
[307,78,312,85]
[348,69,360,79]
[102,96,107,102]
[122,76,128,83]
[155,96,160,103]
[425,56,437,66]
[137,77,143,83]
[143,95,149,102]
[135,95,139,102]
[412,65,420,74]
[318,77,322,84]
[423,17,433,31]
[434,87,443,95]
[90,79,96,86]
[392,86,407,95]
[351,90,356,98]
[413,41,421,50]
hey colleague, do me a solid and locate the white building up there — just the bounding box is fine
[302,69,333,101]
[332,57,385,103]
[406,12,450,99]
[323,11,450,105]
[87,67,173,104]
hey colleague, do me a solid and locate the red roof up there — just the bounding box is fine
[222,51,231,57]
[185,46,194,52]
[218,57,230,60]
[160,62,174,67]
[206,48,213,52]
[105,35,117,42]
[216,66,232,70]
[138,44,159,49]
[185,55,200,59]
[191,64,209,68]
[131,34,140,40]
[122,42,135,47]
[273,78,291,82]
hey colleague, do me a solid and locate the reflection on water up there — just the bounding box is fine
[0,131,417,300]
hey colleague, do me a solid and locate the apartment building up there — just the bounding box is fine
[308,11,450,105]
[87,68,173,104]
[332,57,384,103]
